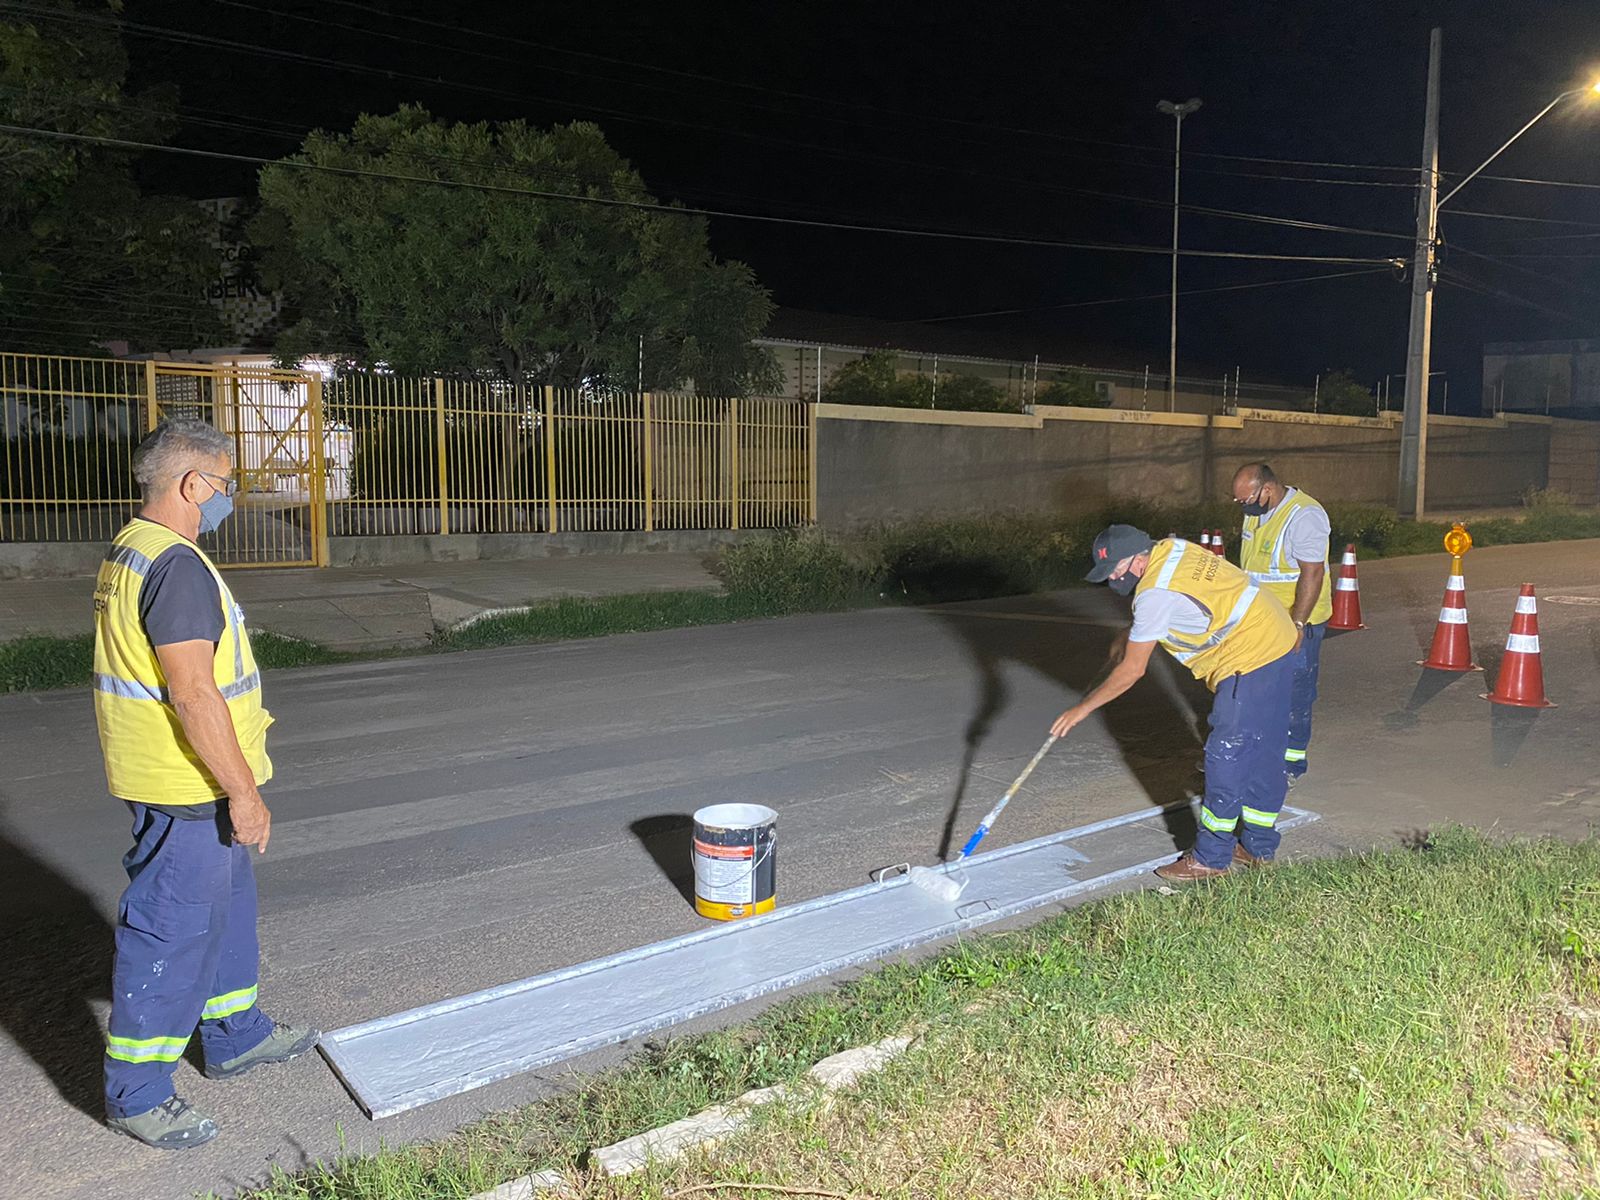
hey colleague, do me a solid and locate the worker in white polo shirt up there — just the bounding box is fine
[1230,462,1332,786]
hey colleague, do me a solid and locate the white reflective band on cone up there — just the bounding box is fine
[1439,608,1469,624]
[1516,596,1538,614]
[1336,578,1359,591]
[1341,552,1357,565]
[1447,576,1465,590]
[1505,633,1540,653]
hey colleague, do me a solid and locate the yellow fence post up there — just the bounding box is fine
[144,360,159,432]
[308,373,330,567]
[807,401,818,525]
[728,397,741,531]
[642,391,654,532]
[544,385,557,534]
[434,377,449,536]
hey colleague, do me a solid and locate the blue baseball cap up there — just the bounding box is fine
[1085,524,1154,583]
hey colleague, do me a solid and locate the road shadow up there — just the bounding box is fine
[629,814,697,908]
[0,826,114,1120]
[1383,668,1468,729]
[930,592,1204,862]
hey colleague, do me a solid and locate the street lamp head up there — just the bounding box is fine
[1157,98,1203,117]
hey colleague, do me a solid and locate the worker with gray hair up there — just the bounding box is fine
[94,418,315,1150]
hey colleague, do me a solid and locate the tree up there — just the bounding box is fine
[0,1,223,355]
[1315,369,1377,417]
[254,107,780,393]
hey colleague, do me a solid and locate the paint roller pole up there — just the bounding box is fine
[910,734,1058,903]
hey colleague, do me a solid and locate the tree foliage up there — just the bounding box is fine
[1316,369,1376,417]
[821,350,1018,412]
[255,107,780,394]
[0,1,222,355]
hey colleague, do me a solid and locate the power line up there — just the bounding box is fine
[0,80,1413,243]
[1439,266,1589,327]
[921,267,1392,323]
[0,123,1404,267]
[0,1,1423,195]
[307,0,1418,177]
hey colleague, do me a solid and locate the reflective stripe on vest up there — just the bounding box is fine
[1239,487,1334,625]
[1135,540,1297,690]
[93,520,273,805]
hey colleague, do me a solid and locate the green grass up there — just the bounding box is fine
[0,633,95,693]
[6,504,1600,696]
[0,630,346,694]
[227,830,1600,1200]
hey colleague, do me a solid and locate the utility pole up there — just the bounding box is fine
[1158,98,1202,413]
[1398,28,1441,519]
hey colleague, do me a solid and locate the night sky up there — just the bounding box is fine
[118,0,1600,408]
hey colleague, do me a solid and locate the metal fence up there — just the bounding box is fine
[2,353,815,568]
[755,337,1333,416]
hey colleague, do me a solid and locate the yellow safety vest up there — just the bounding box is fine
[93,520,274,805]
[1238,487,1333,626]
[1135,539,1296,690]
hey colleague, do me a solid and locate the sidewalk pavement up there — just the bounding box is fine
[0,554,723,651]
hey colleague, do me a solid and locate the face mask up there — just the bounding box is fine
[1109,571,1138,596]
[197,489,234,535]
[1240,499,1269,518]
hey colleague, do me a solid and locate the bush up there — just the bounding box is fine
[867,515,1083,603]
[1035,372,1109,408]
[0,431,137,502]
[1326,503,1401,554]
[934,374,1013,413]
[1522,485,1577,510]
[821,352,1017,413]
[716,532,872,612]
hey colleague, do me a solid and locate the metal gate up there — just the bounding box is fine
[150,363,328,568]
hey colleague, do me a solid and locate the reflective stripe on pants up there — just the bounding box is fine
[104,804,273,1119]
[1194,652,1294,869]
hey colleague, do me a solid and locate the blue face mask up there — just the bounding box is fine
[196,488,234,534]
[1109,570,1139,596]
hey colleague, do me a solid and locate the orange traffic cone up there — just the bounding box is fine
[1419,555,1477,671]
[1210,530,1225,557]
[1199,530,1212,553]
[1483,584,1556,708]
[1328,544,1365,631]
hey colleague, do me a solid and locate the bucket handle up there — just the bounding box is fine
[699,828,777,888]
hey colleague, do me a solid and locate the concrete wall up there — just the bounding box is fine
[815,403,1565,530]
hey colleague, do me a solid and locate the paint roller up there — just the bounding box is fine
[908,734,1058,903]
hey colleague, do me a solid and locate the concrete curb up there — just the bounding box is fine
[464,1034,913,1198]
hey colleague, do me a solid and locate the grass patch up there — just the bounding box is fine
[0,629,347,695]
[0,633,94,693]
[229,830,1600,1200]
[434,590,814,652]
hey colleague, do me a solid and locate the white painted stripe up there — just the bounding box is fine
[1515,596,1538,614]
[1438,608,1469,624]
[1505,633,1540,654]
[1335,579,1359,592]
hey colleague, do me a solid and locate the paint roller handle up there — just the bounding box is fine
[954,735,1058,863]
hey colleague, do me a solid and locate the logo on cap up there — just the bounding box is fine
[1097,546,1108,559]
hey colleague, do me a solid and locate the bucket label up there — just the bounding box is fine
[693,838,757,904]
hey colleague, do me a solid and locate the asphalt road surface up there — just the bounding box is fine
[3,540,1599,1200]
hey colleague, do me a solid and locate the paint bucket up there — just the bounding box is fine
[692,803,777,921]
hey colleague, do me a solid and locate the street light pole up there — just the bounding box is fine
[1399,34,1599,519]
[1158,98,1201,413]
